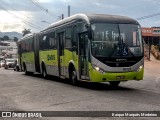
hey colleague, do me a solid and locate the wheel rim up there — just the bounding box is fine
[71,71,77,84]
[43,69,46,78]
[72,71,76,79]
[24,67,27,74]
[43,71,45,77]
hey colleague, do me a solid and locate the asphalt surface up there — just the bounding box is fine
[0,59,160,120]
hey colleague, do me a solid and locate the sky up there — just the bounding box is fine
[0,0,160,33]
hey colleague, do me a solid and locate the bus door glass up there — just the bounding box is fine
[18,44,22,70]
[79,33,89,79]
[58,32,65,76]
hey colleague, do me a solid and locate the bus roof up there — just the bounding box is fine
[44,14,139,31]
[43,14,90,32]
[86,14,138,24]
[18,33,34,43]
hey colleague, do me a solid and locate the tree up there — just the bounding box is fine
[3,36,9,40]
[22,28,31,36]
[13,37,18,42]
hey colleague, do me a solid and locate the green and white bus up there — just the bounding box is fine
[17,14,144,86]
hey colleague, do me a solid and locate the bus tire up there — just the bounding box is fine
[69,68,78,85]
[42,64,48,79]
[109,81,120,87]
[24,63,32,75]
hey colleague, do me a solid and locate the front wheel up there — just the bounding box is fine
[109,81,120,87]
[69,69,78,85]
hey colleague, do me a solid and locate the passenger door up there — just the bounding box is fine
[18,44,22,71]
[57,32,65,76]
[79,33,89,79]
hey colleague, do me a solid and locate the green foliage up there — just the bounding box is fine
[3,35,9,40]
[13,37,18,42]
[22,28,31,36]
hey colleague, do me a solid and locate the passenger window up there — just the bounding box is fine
[65,27,72,49]
[72,26,78,47]
[49,32,56,49]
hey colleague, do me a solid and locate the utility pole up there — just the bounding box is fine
[149,40,151,61]
[61,14,64,19]
[68,5,70,17]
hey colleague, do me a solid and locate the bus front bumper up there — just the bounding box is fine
[89,68,144,82]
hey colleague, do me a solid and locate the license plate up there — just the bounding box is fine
[123,68,131,72]
[116,76,125,79]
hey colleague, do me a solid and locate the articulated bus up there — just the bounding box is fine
[17,14,144,86]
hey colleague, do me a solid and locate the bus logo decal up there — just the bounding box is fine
[47,55,55,61]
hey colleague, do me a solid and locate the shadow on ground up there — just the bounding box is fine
[22,73,134,91]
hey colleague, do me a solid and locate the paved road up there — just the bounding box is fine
[0,60,160,120]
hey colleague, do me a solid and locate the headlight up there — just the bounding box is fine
[92,65,105,74]
[95,66,100,71]
[136,65,144,72]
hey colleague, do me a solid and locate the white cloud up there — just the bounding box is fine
[59,0,71,3]
[93,2,118,9]
[1,0,160,33]
[34,0,52,3]
[0,11,33,32]
[94,2,101,6]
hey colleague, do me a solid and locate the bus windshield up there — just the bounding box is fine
[91,23,143,58]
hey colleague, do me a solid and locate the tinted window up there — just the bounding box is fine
[65,27,72,49]
[39,34,46,50]
[21,42,25,53]
[72,26,78,47]
[25,37,33,52]
[48,32,57,49]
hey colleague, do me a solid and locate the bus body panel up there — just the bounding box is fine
[91,56,144,73]
[22,52,35,72]
[89,56,144,82]
[63,49,79,79]
[39,50,59,76]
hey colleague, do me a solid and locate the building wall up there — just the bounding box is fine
[142,27,160,37]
